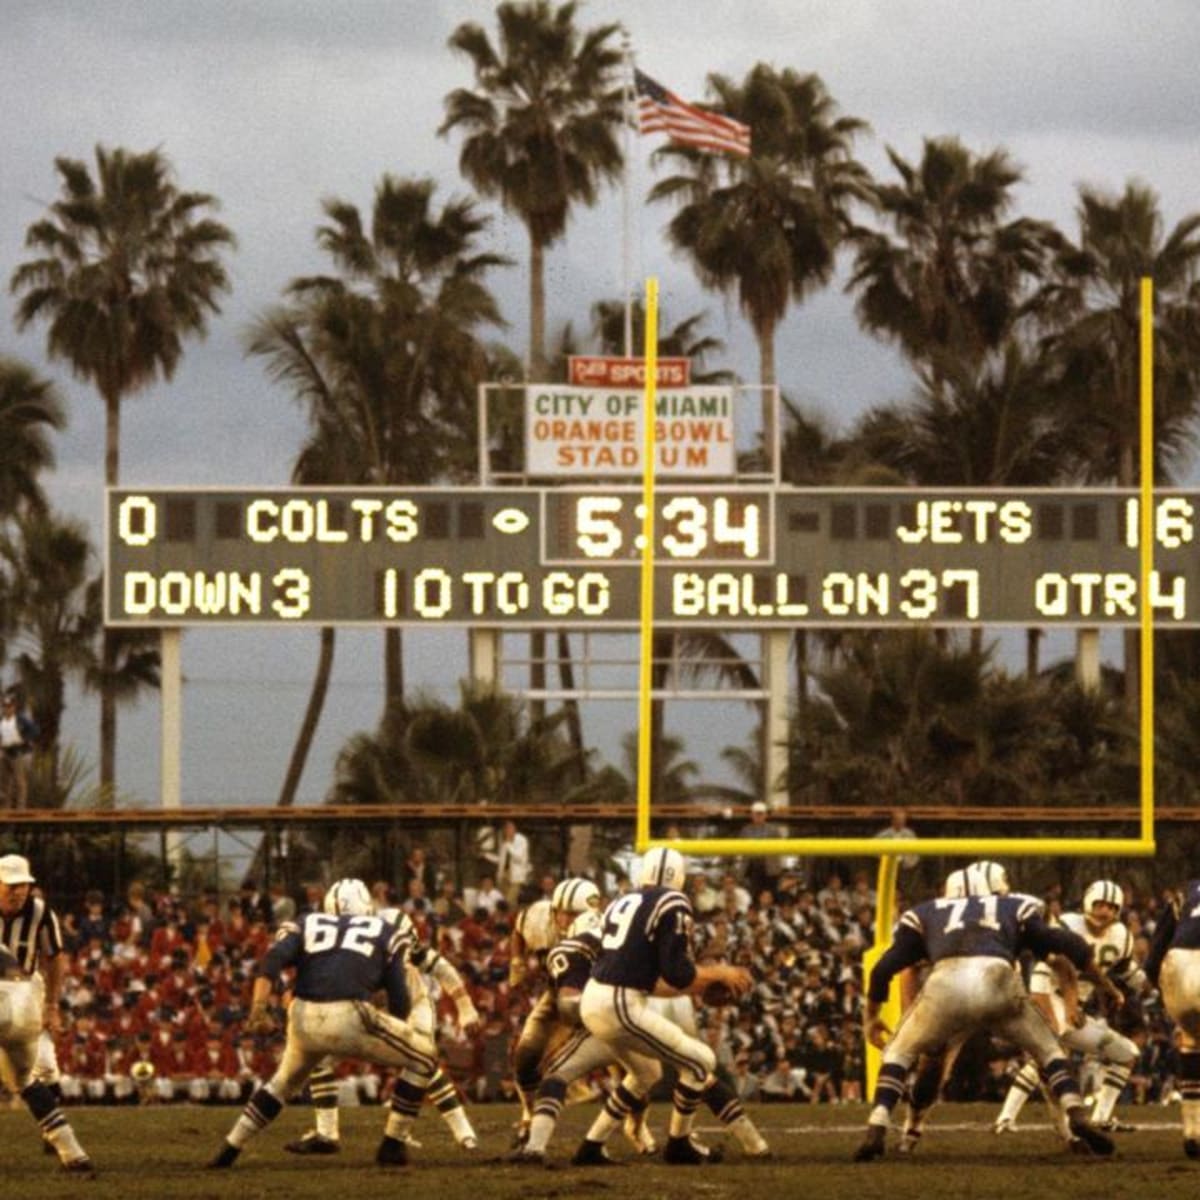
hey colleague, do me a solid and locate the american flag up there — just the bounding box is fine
[634,69,751,158]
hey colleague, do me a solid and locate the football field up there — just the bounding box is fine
[5,1102,1197,1200]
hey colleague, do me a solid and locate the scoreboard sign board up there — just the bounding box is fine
[105,486,1196,628]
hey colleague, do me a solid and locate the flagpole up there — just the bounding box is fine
[621,34,635,358]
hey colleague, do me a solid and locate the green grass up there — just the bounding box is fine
[3,1101,1197,1200]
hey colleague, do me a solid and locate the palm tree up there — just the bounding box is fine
[1044,182,1200,702]
[329,683,582,807]
[442,0,625,379]
[0,358,64,517]
[588,299,737,384]
[650,64,871,451]
[0,510,99,792]
[849,136,1063,391]
[1047,182,1200,488]
[11,145,234,791]
[246,175,507,784]
[847,137,1073,665]
[442,1,625,718]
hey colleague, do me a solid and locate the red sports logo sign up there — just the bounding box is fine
[568,356,691,389]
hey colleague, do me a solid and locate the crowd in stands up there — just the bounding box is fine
[24,855,1183,1110]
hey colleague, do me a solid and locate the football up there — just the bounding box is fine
[131,1061,156,1082]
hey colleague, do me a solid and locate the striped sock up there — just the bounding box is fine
[384,1078,424,1141]
[227,1085,284,1149]
[997,1060,1039,1124]
[1179,1051,1200,1138]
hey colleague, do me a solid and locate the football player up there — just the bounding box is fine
[570,847,758,1166]
[284,878,481,1155]
[892,861,1008,1154]
[1143,879,1200,1157]
[0,854,68,1140]
[207,903,437,1169]
[854,863,1115,1161]
[512,904,769,1164]
[510,876,601,1144]
[994,878,1144,1135]
[0,942,94,1174]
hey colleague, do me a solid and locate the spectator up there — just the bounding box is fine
[267,883,295,925]
[874,807,919,869]
[401,845,438,899]
[465,876,504,917]
[494,821,531,908]
[0,688,38,809]
[738,801,787,899]
[432,879,468,926]
[761,1058,809,1102]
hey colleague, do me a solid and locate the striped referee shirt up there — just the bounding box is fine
[0,894,64,974]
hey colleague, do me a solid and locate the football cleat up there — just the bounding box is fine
[459,1136,479,1151]
[284,1133,340,1155]
[571,1139,621,1167]
[207,1143,240,1170]
[61,1157,96,1177]
[508,1148,546,1166]
[375,1135,409,1167]
[897,1128,922,1155]
[1184,1138,1200,1159]
[853,1125,887,1163]
[662,1135,723,1165]
[994,1118,1018,1135]
[1094,1118,1135,1133]
[1067,1119,1115,1157]
[510,1120,531,1150]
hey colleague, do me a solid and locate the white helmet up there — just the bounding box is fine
[323,878,373,917]
[567,908,603,939]
[1083,880,1124,915]
[551,878,601,914]
[943,868,969,899]
[944,861,1009,898]
[638,847,687,891]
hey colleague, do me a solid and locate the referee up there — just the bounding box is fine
[0,854,66,1104]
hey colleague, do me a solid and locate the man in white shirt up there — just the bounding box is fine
[495,821,531,908]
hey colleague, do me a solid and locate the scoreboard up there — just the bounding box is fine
[104,486,1196,628]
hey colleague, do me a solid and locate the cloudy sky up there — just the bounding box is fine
[2,0,1199,817]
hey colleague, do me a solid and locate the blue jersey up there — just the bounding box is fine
[1169,881,1200,950]
[545,933,600,996]
[1145,880,1200,985]
[590,886,697,993]
[257,912,410,1017]
[870,893,1089,1004]
[900,893,1044,964]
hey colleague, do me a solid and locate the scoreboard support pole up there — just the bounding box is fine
[159,628,183,872]
[764,629,790,809]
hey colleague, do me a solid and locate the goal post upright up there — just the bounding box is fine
[630,278,1159,1089]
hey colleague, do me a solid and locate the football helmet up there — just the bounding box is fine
[967,861,1010,896]
[943,867,969,899]
[551,878,601,914]
[323,878,373,917]
[638,847,687,891]
[567,908,603,939]
[1082,879,1124,916]
[943,861,1010,898]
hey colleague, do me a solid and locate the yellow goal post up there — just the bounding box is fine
[632,277,1158,1091]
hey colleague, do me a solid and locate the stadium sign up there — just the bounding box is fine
[525,385,735,476]
[567,355,691,388]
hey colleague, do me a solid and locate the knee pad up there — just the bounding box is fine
[1103,1032,1138,1067]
